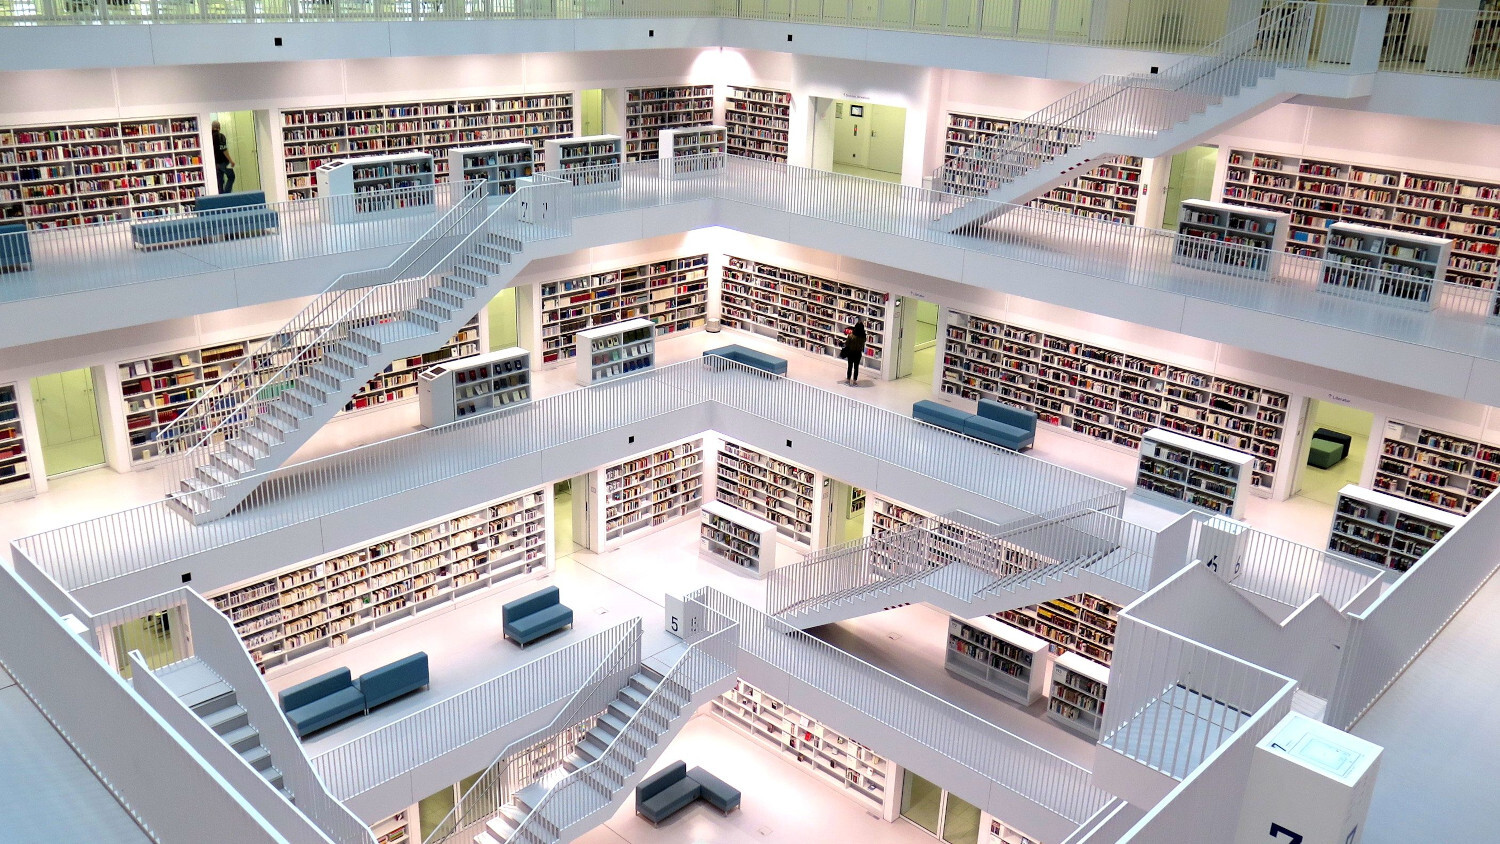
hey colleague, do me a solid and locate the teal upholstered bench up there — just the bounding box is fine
[912,400,970,433]
[0,223,32,273]
[635,761,740,825]
[356,652,428,711]
[974,399,1037,451]
[279,669,365,738]
[502,585,573,647]
[703,345,788,376]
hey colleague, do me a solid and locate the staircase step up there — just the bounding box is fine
[607,700,639,723]
[514,781,548,812]
[185,681,236,716]
[618,685,650,709]
[220,724,262,754]
[212,451,254,477]
[227,438,269,464]
[438,275,481,297]
[202,703,249,735]
[240,744,274,772]
[628,673,661,696]
[262,766,284,791]
[474,833,505,844]
[598,710,631,736]
[196,463,237,488]
[166,490,209,519]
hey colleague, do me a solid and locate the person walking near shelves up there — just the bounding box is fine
[212,120,236,194]
[840,318,867,386]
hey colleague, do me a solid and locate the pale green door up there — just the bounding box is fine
[1160,144,1219,229]
[867,104,907,176]
[30,368,105,476]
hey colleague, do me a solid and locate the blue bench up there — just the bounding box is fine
[912,399,970,433]
[278,651,430,738]
[703,344,788,376]
[131,190,280,249]
[913,398,1036,451]
[357,652,429,710]
[635,761,740,825]
[502,586,573,647]
[0,223,31,273]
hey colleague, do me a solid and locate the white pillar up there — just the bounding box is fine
[1233,712,1382,844]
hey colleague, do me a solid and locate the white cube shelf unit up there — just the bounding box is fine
[1220,146,1500,289]
[279,94,574,200]
[715,439,818,547]
[659,126,726,176]
[712,679,899,819]
[532,254,709,367]
[622,85,715,162]
[447,142,535,197]
[594,438,705,548]
[1136,427,1255,517]
[1320,221,1451,310]
[1374,419,1500,515]
[1172,198,1289,280]
[0,384,33,501]
[939,307,1291,494]
[946,615,1050,706]
[542,135,623,185]
[993,593,1123,667]
[0,115,206,230]
[725,86,790,162]
[699,500,778,576]
[417,346,530,428]
[720,255,895,379]
[347,316,482,413]
[316,152,436,220]
[1328,484,1462,572]
[209,486,551,671]
[1048,652,1109,739]
[574,318,656,386]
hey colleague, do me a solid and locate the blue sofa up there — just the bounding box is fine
[279,651,430,738]
[0,223,30,273]
[913,399,1036,451]
[357,652,429,710]
[703,345,788,376]
[131,191,280,249]
[502,586,573,647]
[635,761,740,825]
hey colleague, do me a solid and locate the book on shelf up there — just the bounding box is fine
[699,500,778,575]
[596,438,706,547]
[623,85,715,163]
[714,439,818,547]
[534,254,709,367]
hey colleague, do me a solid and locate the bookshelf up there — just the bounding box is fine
[315,152,436,220]
[865,494,1044,578]
[659,126,727,176]
[939,307,1291,494]
[724,86,790,163]
[118,338,279,465]
[595,438,705,548]
[279,94,574,200]
[1374,419,1500,515]
[945,615,1050,705]
[720,255,894,378]
[1219,146,1500,290]
[534,254,709,367]
[711,679,898,818]
[622,85,715,162]
[1319,221,1451,310]
[346,316,482,413]
[372,810,410,844]
[1047,652,1109,739]
[0,383,33,500]
[542,135,623,184]
[574,318,656,386]
[417,346,530,427]
[446,142,535,197]
[984,815,1044,844]
[715,440,818,547]
[699,500,778,576]
[1135,427,1254,517]
[1172,198,1289,279]
[1327,484,1461,572]
[994,593,1123,667]
[0,115,205,230]
[208,486,550,671]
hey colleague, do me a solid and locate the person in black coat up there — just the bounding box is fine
[840,318,868,385]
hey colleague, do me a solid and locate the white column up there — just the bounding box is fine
[1233,712,1382,844]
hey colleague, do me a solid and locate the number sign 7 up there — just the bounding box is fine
[1270,824,1304,843]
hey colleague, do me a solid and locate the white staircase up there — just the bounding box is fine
[155,657,292,798]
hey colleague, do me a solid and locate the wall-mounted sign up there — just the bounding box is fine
[849,104,864,117]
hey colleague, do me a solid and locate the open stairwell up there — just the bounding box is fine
[154,657,292,798]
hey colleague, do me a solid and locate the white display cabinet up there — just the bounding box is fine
[1047,651,1109,740]
[446,142,535,196]
[1135,427,1255,518]
[1320,221,1451,311]
[592,438,705,549]
[658,125,726,177]
[945,615,1050,706]
[698,500,778,576]
[1327,484,1462,572]
[542,135,623,184]
[574,318,656,386]
[621,85,715,162]
[417,346,530,428]
[1232,713,1382,844]
[529,254,709,368]
[1172,198,1289,280]
[316,151,435,221]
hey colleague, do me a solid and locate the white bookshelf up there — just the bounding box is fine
[1328,484,1462,572]
[346,316,482,413]
[659,125,726,176]
[865,494,1044,578]
[945,615,1050,706]
[533,254,709,367]
[208,486,550,671]
[940,111,1088,198]
[1172,198,1289,280]
[315,152,436,220]
[715,440,818,547]
[699,500,778,576]
[446,142,535,197]
[939,308,1291,495]
[574,318,656,386]
[0,383,33,501]
[724,86,790,163]
[994,593,1122,668]
[1320,221,1451,310]
[720,255,895,379]
[0,115,206,229]
[622,85,715,162]
[417,346,530,428]
[542,135,623,184]
[1374,419,1500,515]
[595,438,705,548]
[1047,652,1109,739]
[982,813,1045,844]
[1136,427,1254,517]
[372,809,411,844]
[711,679,898,818]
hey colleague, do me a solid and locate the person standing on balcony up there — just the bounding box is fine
[212,120,236,194]
[840,318,868,386]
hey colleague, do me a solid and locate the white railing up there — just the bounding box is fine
[1189,520,1385,614]
[1380,6,1500,79]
